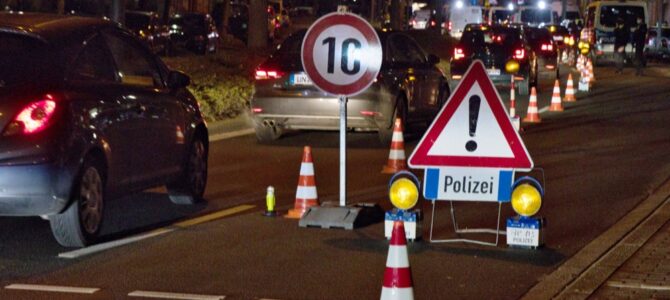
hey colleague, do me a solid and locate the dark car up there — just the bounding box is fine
[544,24,577,65]
[524,26,559,77]
[169,13,219,54]
[125,10,172,55]
[0,13,209,247]
[251,30,449,144]
[450,24,538,95]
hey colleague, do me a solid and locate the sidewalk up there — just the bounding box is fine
[523,171,670,299]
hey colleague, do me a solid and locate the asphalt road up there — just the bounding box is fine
[1,35,670,299]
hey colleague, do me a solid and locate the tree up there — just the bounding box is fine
[248,0,268,49]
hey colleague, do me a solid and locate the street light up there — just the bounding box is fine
[537,1,547,10]
[455,0,464,9]
[507,3,514,11]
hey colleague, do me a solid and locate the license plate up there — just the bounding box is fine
[553,36,564,41]
[486,68,501,76]
[290,73,312,86]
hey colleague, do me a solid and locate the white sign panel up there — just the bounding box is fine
[423,167,514,201]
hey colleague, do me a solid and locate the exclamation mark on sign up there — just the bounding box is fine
[465,95,480,152]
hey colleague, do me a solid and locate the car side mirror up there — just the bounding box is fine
[168,70,190,89]
[427,54,440,65]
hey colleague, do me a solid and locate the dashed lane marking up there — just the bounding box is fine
[128,290,226,300]
[58,204,255,259]
[5,283,100,294]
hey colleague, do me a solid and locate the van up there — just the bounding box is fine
[488,6,516,24]
[410,9,435,29]
[518,6,557,27]
[448,5,483,38]
[582,1,648,63]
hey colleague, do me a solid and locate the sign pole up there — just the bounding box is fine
[339,95,347,207]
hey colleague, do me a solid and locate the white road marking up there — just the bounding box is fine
[539,106,550,114]
[209,129,254,142]
[128,290,226,300]
[5,283,100,294]
[58,205,255,259]
[58,228,174,259]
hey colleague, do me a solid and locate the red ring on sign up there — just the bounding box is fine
[301,13,382,96]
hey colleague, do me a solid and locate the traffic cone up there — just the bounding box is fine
[381,221,414,300]
[523,87,541,123]
[549,79,563,112]
[382,118,408,174]
[564,74,576,102]
[509,77,516,117]
[286,146,319,219]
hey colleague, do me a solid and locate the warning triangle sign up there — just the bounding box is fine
[408,60,533,170]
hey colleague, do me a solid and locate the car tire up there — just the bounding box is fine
[379,97,406,145]
[49,157,105,248]
[167,137,208,205]
[254,121,283,143]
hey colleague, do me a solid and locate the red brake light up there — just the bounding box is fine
[454,47,465,60]
[448,21,452,31]
[4,95,57,136]
[514,48,525,60]
[541,43,553,51]
[430,20,436,27]
[255,68,284,80]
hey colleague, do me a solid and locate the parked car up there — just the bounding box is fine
[0,12,209,247]
[409,9,437,30]
[524,26,559,77]
[250,29,450,144]
[450,24,538,95]
[169,13,219,54]
[447,5,483,38]
[125,10,172,55]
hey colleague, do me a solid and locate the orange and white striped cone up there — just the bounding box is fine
[587,59,595,85]
[382,118,408,174]
[509,77,516,117]
[286,146,319,219]
[380,221,414,300]
[578,68,590,92]
[523,87,541,123]
[564,73,577,102]
[549,79,564,112]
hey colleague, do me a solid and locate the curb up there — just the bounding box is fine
[207,113,255,142]
[522,169,670,299]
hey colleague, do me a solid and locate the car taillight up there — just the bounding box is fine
[430,20,436,27]
[454,47,465,60]
[255,68,284,80]
[514,48,525,60]
[448,21,452,31]
[541,43,553,51]
[3,95,57,136]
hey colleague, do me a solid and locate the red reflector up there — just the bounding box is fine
[252,107,263,113]
[514,49,525,60]
[359,111,376,117]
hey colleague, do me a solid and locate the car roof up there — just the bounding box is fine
[0,12,116,43]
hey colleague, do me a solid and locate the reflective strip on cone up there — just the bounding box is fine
[392,131,403,141]
[295,186,317,199]
[299,163,314,176]
[386,246,409,268]
[381,287,414,300]
[388,150,406,160]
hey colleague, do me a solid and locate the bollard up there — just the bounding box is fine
[263,186,277,217]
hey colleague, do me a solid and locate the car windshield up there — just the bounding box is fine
[125,14,150,30]
[599,5,645,28]
[491,10,514,23]
[521,9,552,24]
[461,26,521,46]
[0,33,55,88]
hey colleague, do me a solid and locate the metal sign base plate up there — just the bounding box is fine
[428,200,505,246]
[299,203,384,230]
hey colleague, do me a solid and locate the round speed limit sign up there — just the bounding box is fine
[301,12,383,96]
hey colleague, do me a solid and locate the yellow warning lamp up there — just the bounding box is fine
[549,25,556,33]
[389,171,420,211]
[511,177,543,217]
[580,45,590,55]
[505,60,520,73]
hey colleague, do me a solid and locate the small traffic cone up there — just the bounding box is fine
[380,221,414,300]
[382,118,408,174]
[509,77,516,117]
[564,74,576,102]
[286,146,319,219]
[549,79,564,112]
[523,87,541,123]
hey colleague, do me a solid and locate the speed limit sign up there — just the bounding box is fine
[301,12,383,96]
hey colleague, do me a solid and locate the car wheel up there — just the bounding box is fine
[167,137,208,205]
[254,121,283,143]
[378,97,406,145]
[49,157,105,247]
